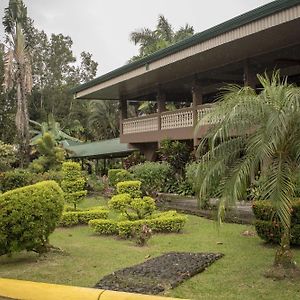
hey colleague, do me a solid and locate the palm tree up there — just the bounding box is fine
[3,0,32,166]
[195,72,300,269]
[88,100,120,140]
[129,15,194,62]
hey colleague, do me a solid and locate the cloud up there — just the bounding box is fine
[0,0,273,75]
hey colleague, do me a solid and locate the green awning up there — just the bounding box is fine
[64,138,137,159]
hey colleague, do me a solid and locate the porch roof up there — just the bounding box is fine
[72,0,300,100]
[64,138,137,159]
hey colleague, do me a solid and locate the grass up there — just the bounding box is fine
[1,196,300,299]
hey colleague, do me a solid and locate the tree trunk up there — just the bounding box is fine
[15,65,30,167]
[274,227,295,268]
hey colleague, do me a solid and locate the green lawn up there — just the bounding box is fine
[1,197,300,300]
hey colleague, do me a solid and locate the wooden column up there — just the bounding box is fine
[156,89,166,133]
[243,60,257,89]
[119,99,127,135]
[192,83,203,147]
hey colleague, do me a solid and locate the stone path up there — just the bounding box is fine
[94,252,223,295]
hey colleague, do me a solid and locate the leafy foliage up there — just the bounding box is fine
[59,209,109,227]
[129,15,194,62]
[0,168,32,192]
[61,161,87,210]
[108,169,124,187]
[29,133,65,172]
[158,139,191,174]
[123,152,146,170]
[130,161,171,195]
[0,180,64,255]
[253,200,300,245]
[0,140,16,171]
[116,180,142,198]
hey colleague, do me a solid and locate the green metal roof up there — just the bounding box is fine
[72,0,300,95]
[64,138,137,159]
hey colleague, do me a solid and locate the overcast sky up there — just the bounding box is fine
[0,0,273,76]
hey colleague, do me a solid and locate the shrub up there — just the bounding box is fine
[59,212,79,227]
[130,162,171,195]
[0,169,33,192]
[86,175,104,193]
[109,193,155,220]
[253,200,300,245]
[77,209,109,224]
[117,214,187,238]
[0,181,64,255]
[116,180,142,198]
[59,209,109,227]
[108,169,124,187]
[157,139,191,174]
[123,152,146,170]
[115,170,133,183]
[108,193,132,212]
[29,133,65,173]
[0,141,16,172]
[89,219,118,235]
[61,161,87,210]
[30,170,64,186]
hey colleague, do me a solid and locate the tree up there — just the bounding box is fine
[30,114,81,145]
[129,15,194,62]
[0,45,16,143]
[88,100,120,139]
[3,0,32,166]
[195,72,300,270]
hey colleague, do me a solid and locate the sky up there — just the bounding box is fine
[0,0,274,76]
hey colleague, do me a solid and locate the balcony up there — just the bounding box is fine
[120,104,215,144]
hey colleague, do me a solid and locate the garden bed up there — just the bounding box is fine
[94,252,223,295]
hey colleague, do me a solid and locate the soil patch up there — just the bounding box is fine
[94,252,223,295]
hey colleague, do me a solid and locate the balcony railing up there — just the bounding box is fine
[161,108,193,129]
[123,114,159,134]
[122,104,216,135]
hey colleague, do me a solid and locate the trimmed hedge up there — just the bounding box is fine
[253,200,300,245]
[59,209,109,227]
[117,215,187,238]
[89,219,118,235]
[116,181,142,198]
[0,181,64,255]
[89,213,187,238]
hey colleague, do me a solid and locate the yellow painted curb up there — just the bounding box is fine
[0,278,188,300]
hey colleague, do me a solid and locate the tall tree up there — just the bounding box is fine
[3,0,32,166]
[129,15,194,62]
[88,100,119,140]
[195,72,300,270]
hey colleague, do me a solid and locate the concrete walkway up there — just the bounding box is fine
[157,193,254,224]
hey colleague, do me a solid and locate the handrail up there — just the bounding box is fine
[0,278,189,300]
[161,107,192,115]
[123,113,159,122]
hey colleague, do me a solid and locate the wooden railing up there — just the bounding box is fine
[122,104,217,134]
[161,108,193,129]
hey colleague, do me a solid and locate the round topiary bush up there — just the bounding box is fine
[0,180,64,255]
